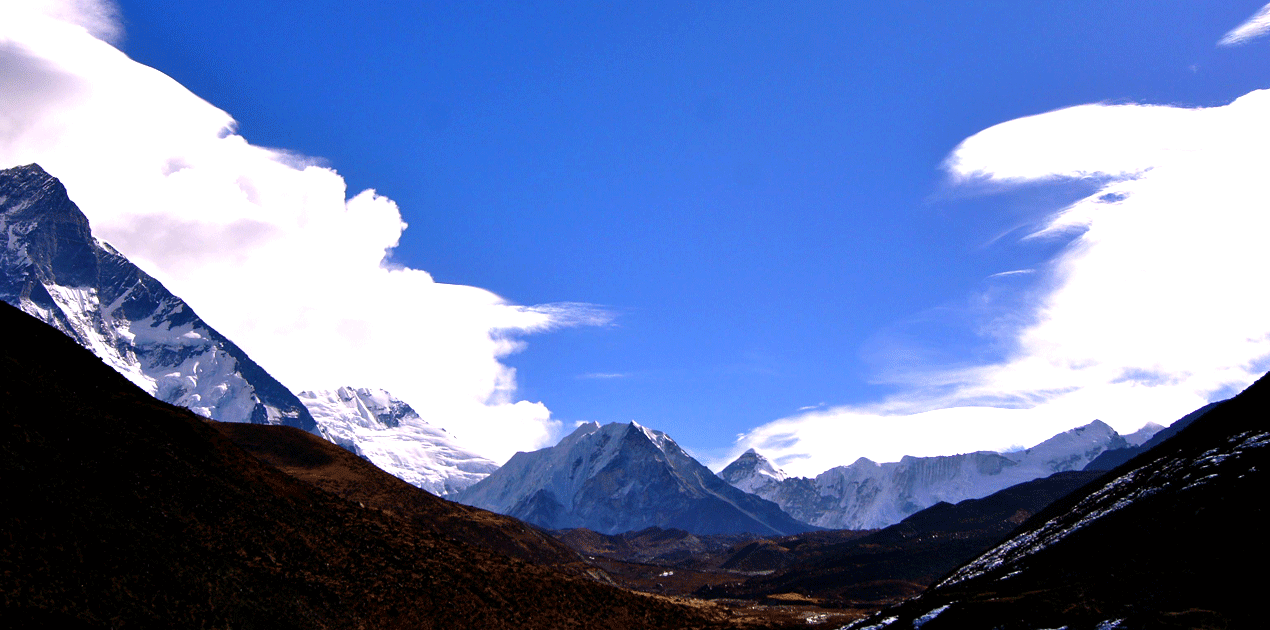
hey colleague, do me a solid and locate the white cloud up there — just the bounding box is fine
[6,1,122,45]
[729,90,1270,477]
[0,4,603,464]
[1219,3,1270,46]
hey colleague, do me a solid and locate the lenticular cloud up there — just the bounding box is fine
[0,5,597,463]
[733,91,1270,477]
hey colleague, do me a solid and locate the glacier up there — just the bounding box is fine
[300,386,497,495]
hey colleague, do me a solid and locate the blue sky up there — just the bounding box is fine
[3,2,1269,472]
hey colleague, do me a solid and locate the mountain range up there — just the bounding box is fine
[0,164,494,495]
[719,419,1154,530]
[1,161,1189,521]
[3,162,1264,626]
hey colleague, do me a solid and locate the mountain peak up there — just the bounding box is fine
[718,447,787,494]
[3,162,54,182]
[1,164,316,431]
[456,421,812,536]
[1024,420,1128,464]
[1125,421,1166,446]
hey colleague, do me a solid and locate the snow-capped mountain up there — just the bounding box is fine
[719,448,788,494]
[1123,421,1164,446]
[454,421,815,536]
[299,386,497,495]
[0,164,315,431]
[721,420,1130,530]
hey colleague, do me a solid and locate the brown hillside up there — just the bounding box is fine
[212,421,588,570]
[0,301,741,629]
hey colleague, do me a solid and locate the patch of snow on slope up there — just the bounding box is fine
[913,604,952,628]
[938,429,1270,588]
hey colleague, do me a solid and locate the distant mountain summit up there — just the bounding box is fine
[1124,421,1165,446]
[718,449,787,494]
[721,420,1131,530]
[299,386,497,495]
[455,421,815,536]
[0,163,315,431]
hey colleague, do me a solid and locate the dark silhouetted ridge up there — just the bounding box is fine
[0,301,739,629]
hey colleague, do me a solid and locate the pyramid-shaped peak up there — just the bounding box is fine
[719,446,787,492]
[455,417,812,536]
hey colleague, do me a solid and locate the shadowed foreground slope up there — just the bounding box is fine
[857,373,1270,629]
[0,301,736,629]
[699,470,1103,608]
[212,421,588,570]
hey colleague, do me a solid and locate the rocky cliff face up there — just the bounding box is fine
[0,163,315,430]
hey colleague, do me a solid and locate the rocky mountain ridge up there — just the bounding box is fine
[721,419,1150,530]
[0,164,497,495]
[0,163,315,431]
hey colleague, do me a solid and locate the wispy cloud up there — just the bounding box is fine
[577,372,629,380]
[1219,3,1270,46]
[0,5,607,464]
[987,269,1035,279]
[732,90,1270,477]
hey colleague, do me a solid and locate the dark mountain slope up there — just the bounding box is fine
[0,301,738,629]
[213,421,585,569]
[859,375,1270,629]
[700,469,1102,608]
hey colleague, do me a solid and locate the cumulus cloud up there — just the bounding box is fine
[1219,3,1270,46]
[730,91,1270,477]
[0,4,602,464]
